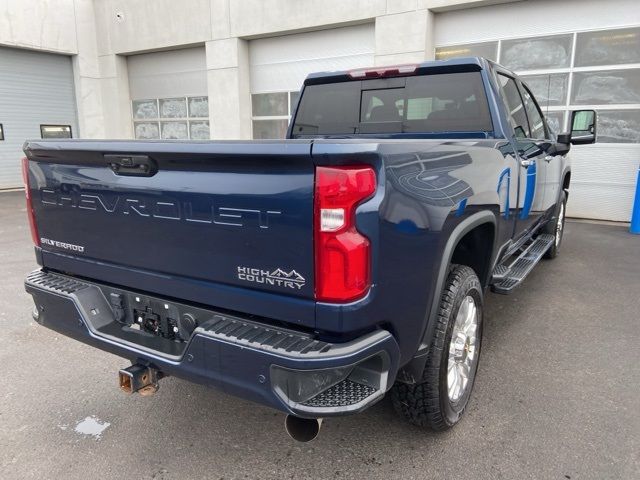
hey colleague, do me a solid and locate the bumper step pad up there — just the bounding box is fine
[26,270,90,295]
[201,314,330,355]
[301,379,377,408]
[491,234,554,295]
[25,269,400,417]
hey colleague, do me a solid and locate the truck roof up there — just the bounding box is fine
[303,57,491,85]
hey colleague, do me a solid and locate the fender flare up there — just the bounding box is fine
[397,210,497,383]
[561,166,571,198]
[542,166,571,226]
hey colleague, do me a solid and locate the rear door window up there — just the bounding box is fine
[292,71,493,136]
[497,73,530,138]
[521,84,548,140]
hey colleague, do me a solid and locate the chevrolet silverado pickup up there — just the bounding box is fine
[23,58,597,440]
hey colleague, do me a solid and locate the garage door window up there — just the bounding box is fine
[133,96,209,140]
[436,26,640,143]
[252,91,299,139]
[40,125,72,139]
[575,27,640,67]
[570,69,640,105]
[500,34,573,71]
[516,73,569,107]
[435,41,498,62]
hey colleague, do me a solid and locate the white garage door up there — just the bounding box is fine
[249,24,375,139]
[128,47,210,140]
[0,47,78,189]
[434,0,640,222]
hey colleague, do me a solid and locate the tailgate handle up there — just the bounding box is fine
[106,155,157,177]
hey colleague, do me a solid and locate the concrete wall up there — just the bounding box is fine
[0,0,521,139]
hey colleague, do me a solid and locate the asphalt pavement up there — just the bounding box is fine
[1,190,638,479]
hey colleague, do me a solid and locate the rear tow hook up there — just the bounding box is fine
[118,364,162,396]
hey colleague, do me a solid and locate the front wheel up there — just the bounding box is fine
[391,265,483,430]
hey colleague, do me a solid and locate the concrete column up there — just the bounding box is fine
[72,0,106,138]
[374,9,435,66]
[206,38,252,140]
[98,54,133,139]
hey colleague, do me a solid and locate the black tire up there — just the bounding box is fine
[391,265,483,430]
[542,191,567,259]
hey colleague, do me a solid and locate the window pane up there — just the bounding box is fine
[132,100,158,119]
[291,81,360,135]
[40,125,72,139]
[436,42,498,61]
[596,110,640,143]
[160,98,187,118]
[545,111,566,136]
[188,97,209,118]
[252,93,288,116]
[571,69,640,105]
[252,119,288,139]
[361,88,403,122]
[289,91,300,113]
[292,72,491,136]
[521,86,546,139]
[134,122,160,139]
[406,97,432,120]
[161,121,188,139]
[576,27,640,67]
[497,74,529,138]
[520,73,569,107]
[189,121,210,140]
[500,35,573,71]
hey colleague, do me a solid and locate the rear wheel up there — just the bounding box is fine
[391,265,483,430]
[543,191,566,259]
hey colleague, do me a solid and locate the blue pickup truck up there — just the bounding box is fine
[23,58,596,441]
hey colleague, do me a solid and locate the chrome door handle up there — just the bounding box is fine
[520,159,534,167]
[544,155,554,162]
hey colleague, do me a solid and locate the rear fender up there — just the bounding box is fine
[398,211,496,383]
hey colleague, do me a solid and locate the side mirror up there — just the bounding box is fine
[569,110,597,145]
[543,133,571,157]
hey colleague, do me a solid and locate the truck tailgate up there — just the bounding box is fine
[24,140,315,305]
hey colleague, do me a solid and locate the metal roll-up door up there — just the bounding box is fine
[0,47,78,189]
[249,24,375,139]
[127,47,210,141]
[434,0,640,222]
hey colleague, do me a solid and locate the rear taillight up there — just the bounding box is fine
[314,166,376,302]
[21,157,40,246]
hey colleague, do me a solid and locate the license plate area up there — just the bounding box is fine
[90,285,218,357]
[27,270,309,361]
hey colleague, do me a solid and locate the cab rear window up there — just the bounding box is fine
[291,71,492,136]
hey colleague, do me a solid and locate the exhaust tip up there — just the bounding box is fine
[284,415,322,442]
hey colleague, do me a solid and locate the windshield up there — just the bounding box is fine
[291,71,492,137]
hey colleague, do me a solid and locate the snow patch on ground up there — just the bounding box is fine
[73,416,110,439]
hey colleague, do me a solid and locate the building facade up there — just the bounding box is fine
[1,0,639,221]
